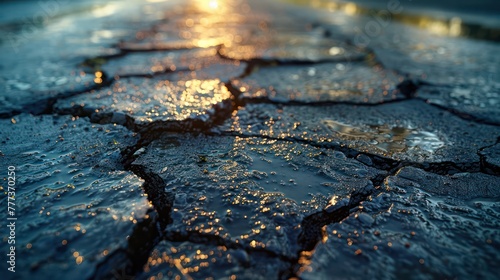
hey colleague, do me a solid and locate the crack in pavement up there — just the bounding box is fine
[281,182,382,279]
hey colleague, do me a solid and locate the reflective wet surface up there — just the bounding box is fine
[233,62,403,104]
[218,101,499,163]
[322,120,445,153]
[55,75,234,124]
[302,167,500,279]
[0,0,499,279]
[0,115,148,279]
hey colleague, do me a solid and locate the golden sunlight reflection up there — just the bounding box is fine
[94,71,103,84]
[156,0,248,52]
[195,0,227,12]
[209,0,218,9]
[343,3,357,15]
[328,195,339,206]
[297,250,314,274]
[419,17,463,37]
[140,78,231,122]
[194,38,225,48]
[143,245,232,278]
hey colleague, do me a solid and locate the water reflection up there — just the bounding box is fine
[322,120,444,153]
[286,0,500,42]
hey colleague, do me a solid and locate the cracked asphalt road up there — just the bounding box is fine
[0,0,499,279]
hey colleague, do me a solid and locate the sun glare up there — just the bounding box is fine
[209,0,218,9]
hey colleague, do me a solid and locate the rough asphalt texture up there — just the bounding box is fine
[0,0,499,279]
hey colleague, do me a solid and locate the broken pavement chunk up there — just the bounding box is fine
[0,114,148,280]
[55,74,235,126]
[301,167,500,279]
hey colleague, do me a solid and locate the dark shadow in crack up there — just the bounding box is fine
[280,184,377,279]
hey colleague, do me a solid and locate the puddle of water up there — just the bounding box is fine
[322,120,444,153]
[248,150,336,203]
[204,193,254,237]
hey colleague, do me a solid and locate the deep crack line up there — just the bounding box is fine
[279,163,397,279]
[90,211,164,280]
[280,183,381,279]
[128,164,174,225]
[89,144,176,280]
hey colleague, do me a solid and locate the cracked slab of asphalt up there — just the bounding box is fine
[302,167,500,279]
[0,0,499,279]
[0,114,149,280]
[232,62,404,104]
[54,71,237,126]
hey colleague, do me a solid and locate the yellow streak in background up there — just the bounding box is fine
[283,0,465,38]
